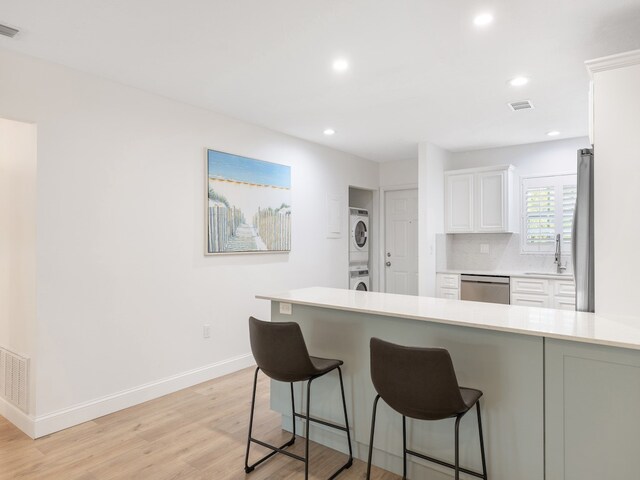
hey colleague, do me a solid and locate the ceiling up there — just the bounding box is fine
[1,1,640,162]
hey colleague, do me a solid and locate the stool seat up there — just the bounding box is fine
[460,387,483,411]
[309,356,343,376]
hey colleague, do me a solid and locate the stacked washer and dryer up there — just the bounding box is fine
[349,208,370,291]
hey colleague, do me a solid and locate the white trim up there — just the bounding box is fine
[444,164,515,176]
[378,184,418,293]
[585,49,640,78]
[31,353,255,438]
[0,396,35,438]
[520,173,577,255]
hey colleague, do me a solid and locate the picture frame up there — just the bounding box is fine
[205,149,291,255]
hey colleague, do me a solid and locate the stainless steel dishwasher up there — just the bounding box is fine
[460,274,510,304]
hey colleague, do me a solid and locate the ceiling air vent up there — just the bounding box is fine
[0,23,19,38]
[508,100,534,111]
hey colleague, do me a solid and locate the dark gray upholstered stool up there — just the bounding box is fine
[245,316,353,479]
[366,337,488,480]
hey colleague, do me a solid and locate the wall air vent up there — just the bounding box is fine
[508,100,534,111]
[0,23,19,38]
[0,347,29,413]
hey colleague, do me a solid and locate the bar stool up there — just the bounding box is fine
[366,337,488,480]
[245,316,353,479]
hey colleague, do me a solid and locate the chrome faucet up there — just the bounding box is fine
[555,234,567,273]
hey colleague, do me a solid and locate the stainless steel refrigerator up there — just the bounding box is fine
[572,148,595,312]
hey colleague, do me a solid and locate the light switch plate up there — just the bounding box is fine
[480,243,490,254]
[280,302,292,315]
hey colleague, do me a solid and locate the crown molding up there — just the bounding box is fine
[585,49,640,78]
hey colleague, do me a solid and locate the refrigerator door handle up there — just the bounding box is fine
[572,194,578,283]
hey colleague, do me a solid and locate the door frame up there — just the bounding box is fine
[379,183,419,293]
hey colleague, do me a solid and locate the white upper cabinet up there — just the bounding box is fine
[445,165,515,234]
[445,173,474,233]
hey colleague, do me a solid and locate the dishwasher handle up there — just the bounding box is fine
[460,275,510,284]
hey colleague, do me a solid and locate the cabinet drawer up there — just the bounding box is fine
[554,280,576,297]
[553,296,576,311]
[511,277,550,295]
[439,274,460,290]
[511,293,550,308]
[439,288,460,300]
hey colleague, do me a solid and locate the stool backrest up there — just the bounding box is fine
[370,337,466,420]
[249,316,316,382]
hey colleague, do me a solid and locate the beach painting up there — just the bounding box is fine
[206,149,291,254]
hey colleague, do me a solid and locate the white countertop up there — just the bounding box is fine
[437,269,574,280]
[257,287,640,351]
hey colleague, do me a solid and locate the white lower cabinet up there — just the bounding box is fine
[552,296,576,311]
[438,273,575,309]
[511,276,576,310]
[436,273,460,300]
[511,293,551,308]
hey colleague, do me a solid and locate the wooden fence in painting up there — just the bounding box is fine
[253,207,291,251]
[208,203,244,252]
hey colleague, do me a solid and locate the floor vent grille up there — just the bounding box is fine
[0,347,29,413]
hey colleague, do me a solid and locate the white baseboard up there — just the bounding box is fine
[30,353,255,438]
[0,396,35,438]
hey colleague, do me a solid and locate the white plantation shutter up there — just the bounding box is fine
[522,174,577,253]
[562,184,577,245]
[525,186,556,246]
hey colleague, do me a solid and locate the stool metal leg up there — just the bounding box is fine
[246,368,352,479]
[477,401,488,479]
[244,367,260,473]
[245,368,299,474]
[296,370,353,480]
[402,415,408,480]
[454,415,462,480]
[337,367,354,466]
[366,394,381,480]
[305,378,312,480]
[290,382,297,441]
[372,398,486,480]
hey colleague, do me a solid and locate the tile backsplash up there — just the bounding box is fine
[437,233,572,274]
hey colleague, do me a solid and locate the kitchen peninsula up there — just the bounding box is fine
[257,287,640,480]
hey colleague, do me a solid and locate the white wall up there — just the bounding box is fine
[441,138,590,272]
[418,143,449,296]
[0,118,37,357]
[0,118,37,420]
[0,47,379,435]
[379,158,418,187]
[449,137,590,176]
[449,137,589,236]
[591,58,640,318]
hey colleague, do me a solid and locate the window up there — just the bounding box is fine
[521,174,577,253]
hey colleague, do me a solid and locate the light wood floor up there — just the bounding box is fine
[0,367,400,479]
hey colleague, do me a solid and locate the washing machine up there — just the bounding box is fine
[349,266,370,291]
[350,208,369,264]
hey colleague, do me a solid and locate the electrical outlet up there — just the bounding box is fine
[203,324,211,338]
[279,302,292,315]
[480,243,490,254]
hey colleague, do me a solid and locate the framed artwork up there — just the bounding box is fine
[206,149,291,254]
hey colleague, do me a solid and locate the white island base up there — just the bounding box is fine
[258,288,640,480]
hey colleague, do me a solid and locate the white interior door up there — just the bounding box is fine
[384,189,418,295]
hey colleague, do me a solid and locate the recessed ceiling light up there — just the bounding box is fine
[547,130,560,137]
[473,13,493,27]
[509,76,530,87]
[332,58,349,72]
[323,128,336,136]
